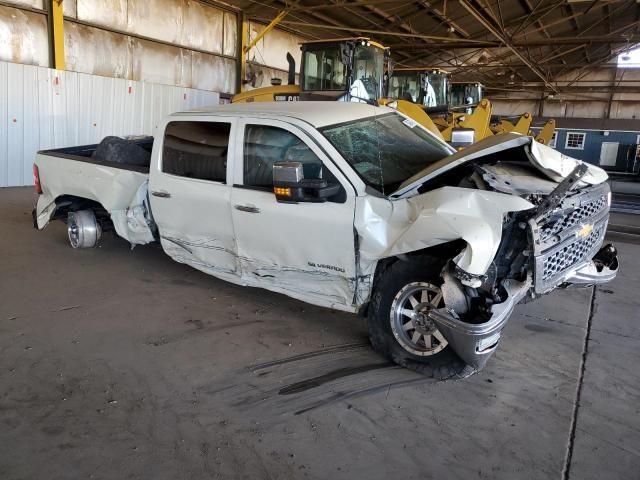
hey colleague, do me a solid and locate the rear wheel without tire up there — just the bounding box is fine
[368,257,470,379]
[67,210,101,249]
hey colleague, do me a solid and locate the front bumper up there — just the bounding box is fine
[428,278,530,370]
[563,244,619,287]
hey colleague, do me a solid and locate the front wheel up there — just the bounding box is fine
[367,257,470,379]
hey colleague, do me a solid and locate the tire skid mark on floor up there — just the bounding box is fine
[278,362,394,395]
[247,342,370,372]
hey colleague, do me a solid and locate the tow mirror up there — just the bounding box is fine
[273,161,341,203]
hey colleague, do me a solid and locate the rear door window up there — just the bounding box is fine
[162,121,231,182]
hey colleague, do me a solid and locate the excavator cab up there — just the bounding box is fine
[299,37,389,102]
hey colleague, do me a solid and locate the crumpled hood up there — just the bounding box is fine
[391,133,608,199]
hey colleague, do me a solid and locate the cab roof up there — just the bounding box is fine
[173,101,393,128]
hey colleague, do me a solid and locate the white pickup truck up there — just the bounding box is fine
[33,102,618,378]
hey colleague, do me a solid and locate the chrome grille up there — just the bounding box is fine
[532,182,610,293]
[541,224,604,281]
[539,195,607,241]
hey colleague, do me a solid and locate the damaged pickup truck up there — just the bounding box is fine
[33,102,619,378]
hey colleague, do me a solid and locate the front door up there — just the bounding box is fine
[599,142,619,167]
[150,117,238,279]
[230,118,358,309]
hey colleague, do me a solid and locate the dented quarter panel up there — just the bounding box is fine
[34,152,154,244]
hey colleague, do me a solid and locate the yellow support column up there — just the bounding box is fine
[50,0,65,69]
[239,14,248,93]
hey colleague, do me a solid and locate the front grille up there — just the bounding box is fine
[539,195,607,241]
[532,183,610,293]
[541,224,604,281]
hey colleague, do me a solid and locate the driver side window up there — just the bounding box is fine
[243,125,324,189]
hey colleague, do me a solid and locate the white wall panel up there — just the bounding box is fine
[77,0,128,31]
[0,60,220,187]
[3,0,43,9]
[0,62,7,187]
[0,6,49,67]
[7,63,24,186]
[223,11,237,57]
[63,0,77,18]
[182,0,223,54]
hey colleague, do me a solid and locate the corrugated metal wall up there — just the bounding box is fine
[0,1,237,93]
[0,60,219,187]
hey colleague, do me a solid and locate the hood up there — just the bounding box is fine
[390,133,608,199]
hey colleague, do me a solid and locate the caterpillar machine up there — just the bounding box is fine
[232,37,389,104]
[448,80,556,146]
[232,37,555,147]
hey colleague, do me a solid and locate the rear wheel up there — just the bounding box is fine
[367,257,470,379]
[67,210,101,248]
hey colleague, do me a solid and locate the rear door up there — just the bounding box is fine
[230,118,358,308]
[150,117,238,279]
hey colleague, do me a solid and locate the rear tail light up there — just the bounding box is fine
[33,164,42,194]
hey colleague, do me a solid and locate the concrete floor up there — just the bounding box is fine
[1,187,639,480]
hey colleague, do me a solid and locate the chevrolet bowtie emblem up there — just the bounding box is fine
[577,223,594,239]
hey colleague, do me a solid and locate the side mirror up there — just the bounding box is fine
[273,161,341,203]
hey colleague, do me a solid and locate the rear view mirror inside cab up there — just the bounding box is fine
[272,161,342,203]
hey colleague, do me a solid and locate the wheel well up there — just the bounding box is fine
[51,195,114,231]
[358,239,467,317]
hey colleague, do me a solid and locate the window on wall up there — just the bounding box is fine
[565,132,586,150]
[548,132,557,149]
[162,121,231,182]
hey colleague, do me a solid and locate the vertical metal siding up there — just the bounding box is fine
[0,60,220,187]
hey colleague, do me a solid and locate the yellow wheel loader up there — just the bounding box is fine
[232,37,390,104]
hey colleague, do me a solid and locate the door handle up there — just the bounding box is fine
[151,190,171,198]
[234,204,260,213]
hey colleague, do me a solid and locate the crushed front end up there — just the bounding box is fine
[427,165,619,371]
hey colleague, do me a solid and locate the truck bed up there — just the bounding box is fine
[39,136,154,174]
[34,136,155,245]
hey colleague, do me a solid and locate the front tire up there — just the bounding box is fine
[367,257,469,379]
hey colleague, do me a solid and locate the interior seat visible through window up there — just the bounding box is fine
[162,121,230,182]
[243,125,324,188]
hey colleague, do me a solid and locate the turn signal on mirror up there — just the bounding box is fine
[274,187,291,197]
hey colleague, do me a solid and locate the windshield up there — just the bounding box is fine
[302,47,348,92]
[388,71,449,108]
[425,72,449,108]
[301,43,385,100]
[388,72,420,102]
[451,83,482,107]
[351,45,385,100]
[320,112,454,195]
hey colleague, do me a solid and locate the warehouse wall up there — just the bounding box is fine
[0,0,237,93]
[0,60,219,187]
[490,68,640,120]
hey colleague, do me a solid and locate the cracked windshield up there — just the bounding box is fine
[321,112,454,195]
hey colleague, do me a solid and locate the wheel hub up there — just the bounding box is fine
[389,282,449,357]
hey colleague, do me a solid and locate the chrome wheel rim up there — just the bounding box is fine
[68,219,80,248]
[390,282,448,357]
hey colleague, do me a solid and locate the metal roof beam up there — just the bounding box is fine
[458,0,558,93]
